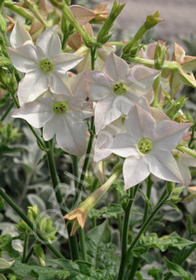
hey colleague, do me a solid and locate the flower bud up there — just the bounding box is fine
[154,41,168,70]
[34,244,46,266]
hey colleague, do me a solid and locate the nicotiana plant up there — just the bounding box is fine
[0,0,196,279]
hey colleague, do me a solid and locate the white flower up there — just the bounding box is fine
[176,153,196,186]
[7,25,83,106]
[88,52,158,133]
[11,73,89,156]
[109,104,192,189]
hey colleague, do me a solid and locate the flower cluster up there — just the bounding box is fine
[9,22,193,189]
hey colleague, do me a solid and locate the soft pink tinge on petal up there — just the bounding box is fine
[55,112,87,156]
[110,133,138,158]
[123,156,150,189]
[103,52,129,81]
[52,53,83,74]
[94,96,114,133]
[17,71,48,106]
[88,70,113,100]
[148,151,184,184]
[153,121,192,150]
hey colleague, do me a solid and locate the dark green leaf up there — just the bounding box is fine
[165,257,191,280]
[89,203,123,219]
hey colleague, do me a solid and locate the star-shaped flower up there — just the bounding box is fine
[12,72,88,156]
[88,52,158,133]
[7,24,83,105]
[109,104,192,189]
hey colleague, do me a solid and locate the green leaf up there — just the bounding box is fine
[85,221,119,277]
[0,235,20,258]
[165,257,191,280]
[132,233,194,257]
[148,268,163,280]
[0,145,20,156]
[4,260,70,280]
[89,203,123,219]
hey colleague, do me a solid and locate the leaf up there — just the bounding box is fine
[132,233,194,257]
[85,221,119,277]
[0,235,20,259]
[27,194,46,211]
[148,268,163,280]
[88,203,123,219]
[165,257,191,280]
[4,260,70,280]
[0,145,20,156]
[86,221,111,267]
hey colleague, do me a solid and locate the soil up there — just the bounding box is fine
[109,0,196,44]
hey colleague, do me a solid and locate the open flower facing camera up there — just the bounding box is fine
[0,2,196,280]
[7,22,83,105]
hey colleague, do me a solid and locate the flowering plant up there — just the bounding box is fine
[0,0,196,279]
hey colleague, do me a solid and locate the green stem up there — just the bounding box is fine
[71,155,86,260]
[0,187,65,260]
[22,235,28,263]
[115,189,123,238]
[24,246,34,263]
[4,1,33,21]
[48,0,97,48]
[72,155,79,188]
[45,140,79,260]
[127,188,170,259]
[127,257,141,279]
[125,56,179,71]
[142,176,153,225]
[73,47,96,207]
[25,0,50,28]
[79,228,87,261]
[0,102,14,122]
[73,117,95,207]
[117,185,139,280]
[176,144,196,158]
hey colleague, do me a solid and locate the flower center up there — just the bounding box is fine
[39,59,53,73]
[113,82,127,95]
[53,102,68,114]
[137,138,153,154]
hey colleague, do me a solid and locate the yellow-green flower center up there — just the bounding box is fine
[113,82,127,95]
[53,102,68,114]
[39,59,53,73]
[138,138,153,154]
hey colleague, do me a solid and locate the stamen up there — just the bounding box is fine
[53,102,68,114]
[40,59,53,73]
[138,138,153,154]
[113,82,127,95]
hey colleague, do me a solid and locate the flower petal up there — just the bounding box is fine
[36,26,61,57]
[123,156,150,189]
[55,111,87,156]
[11,92,53,127]
[103,52,129,81]
[148,151,183,184]
[110,133,138,158]
[49,71,72,96]
[10,21,32,48]
[88,70,113,100]
[7,45,38,73]
[52,53,83,74]
[94,95,115,133]
[153,121,192,150]
[17,71,48,105]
